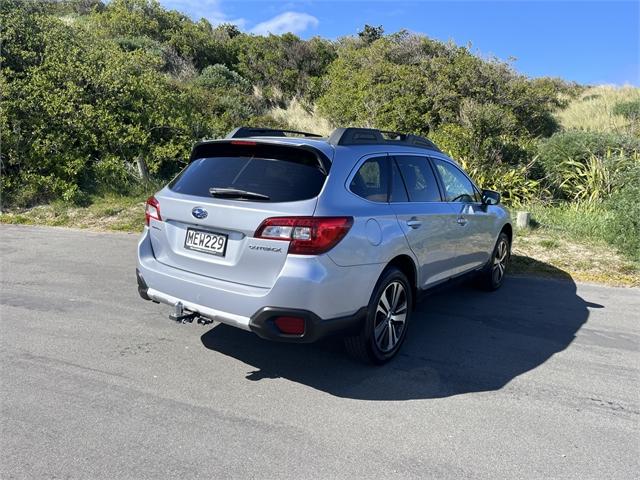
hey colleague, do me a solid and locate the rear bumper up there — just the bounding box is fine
[137,228,378,341]
[248,306,366,343]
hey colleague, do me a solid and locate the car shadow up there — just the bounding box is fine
[200,262,599,400]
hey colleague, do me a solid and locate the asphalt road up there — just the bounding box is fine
[1,224,639,479]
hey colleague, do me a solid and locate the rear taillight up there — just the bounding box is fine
[255,216,353,255]
[145,196,161,226]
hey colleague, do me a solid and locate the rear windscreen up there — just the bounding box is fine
[169,150,327,202]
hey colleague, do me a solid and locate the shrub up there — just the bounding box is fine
[92,155,143,195]
[538,131,640,195]
[195,64,251,93]
[431,122,538,170]
[233,33,336,101]
[0,4,274,207]
[556,149,638,203]
[528,158,640,261]
[318,35,570,168]
[604,163,640,260]
[457,157,548,207]
[612,99,640,122]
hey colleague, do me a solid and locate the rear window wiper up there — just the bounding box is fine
[209,187,270,201]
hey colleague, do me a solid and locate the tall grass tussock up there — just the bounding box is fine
[270,98,334,137]
[557,85,640,134]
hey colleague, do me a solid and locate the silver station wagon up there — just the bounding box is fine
[137,127,512,363]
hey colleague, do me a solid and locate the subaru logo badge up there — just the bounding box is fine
[192,207,208,219]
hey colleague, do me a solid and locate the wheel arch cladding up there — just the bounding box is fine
[386,255,417,307]
[501,223,513,245]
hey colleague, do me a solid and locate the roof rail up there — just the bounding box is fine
[327,127,440,152]
[226,127,322,139]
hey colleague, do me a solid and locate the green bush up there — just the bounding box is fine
[233,33,336,101]
[538,131,640,196]
[612,99,640,122]
[195,64,251,93]
[556,149,638,203]
[457,157,548,207]
[604,163,640,260]
[0,0,610,223]
[0,3,273,206]
[527,159,640,261]
[318,34,572,145]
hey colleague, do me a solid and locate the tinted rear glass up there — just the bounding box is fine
[350,157,389,202]
[170,152,326,202]
[394,156,442,202]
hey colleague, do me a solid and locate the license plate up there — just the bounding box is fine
[184,228,228,256]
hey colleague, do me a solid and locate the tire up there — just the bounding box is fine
[344,267,413,364]
[477,232,510,291]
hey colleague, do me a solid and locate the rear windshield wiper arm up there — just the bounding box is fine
[209,187,270,200]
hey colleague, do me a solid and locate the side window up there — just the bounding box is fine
[390,160,409,202]
[350,157,389,202]
[394,156,441,202]
[433,159,478,203]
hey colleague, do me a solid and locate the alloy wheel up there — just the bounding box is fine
[492,239,509,284]
[374,281,408,353]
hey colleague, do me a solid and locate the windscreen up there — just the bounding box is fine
[169,149,327,202]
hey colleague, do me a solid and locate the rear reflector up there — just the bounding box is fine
[274,316,305,335]
[255,216,353,255]
[145,196,161,225]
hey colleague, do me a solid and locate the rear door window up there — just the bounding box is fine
[170,147,326,202]
[393,156,442,202]
[390,160,409,202]
[349,157,390,202]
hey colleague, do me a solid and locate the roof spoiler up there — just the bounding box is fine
[226,127,322,139]
[189,138,331,174]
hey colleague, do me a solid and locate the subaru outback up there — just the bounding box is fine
[137,127,512,364]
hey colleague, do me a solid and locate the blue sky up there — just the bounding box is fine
[159,1,639,86]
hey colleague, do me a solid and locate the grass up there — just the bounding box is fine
[0,194,146,233]
[511,226,639,287]
[2,196,638,287]
[523,201,639,262]
[558,85,640,134]
[537,238,560,249]
[270,98,334,136]
[509,202,639,286]
[526,202,614,243]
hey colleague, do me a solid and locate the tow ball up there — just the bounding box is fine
[169,302,197,323]
[169,302,213,325]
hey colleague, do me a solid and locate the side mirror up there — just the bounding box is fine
[482,189,500,205]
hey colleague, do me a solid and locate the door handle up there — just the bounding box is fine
[406,218,422,229]
[457,217,468,226]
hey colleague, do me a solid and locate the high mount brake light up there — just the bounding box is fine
[145,196,162,225]
[230,140,257,146]
[255,217,353,255]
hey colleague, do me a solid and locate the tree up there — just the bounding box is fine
[0,3,266,205]
[358,24,384,44]
[215,23,241,39]
[233,33,335,101]
[0,0,582,208]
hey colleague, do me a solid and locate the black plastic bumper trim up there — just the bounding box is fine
[136,268,152,301]
[249,306,367,343]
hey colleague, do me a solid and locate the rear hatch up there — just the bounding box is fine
[149,141,330,288]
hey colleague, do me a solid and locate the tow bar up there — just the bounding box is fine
[169,302,213,325]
